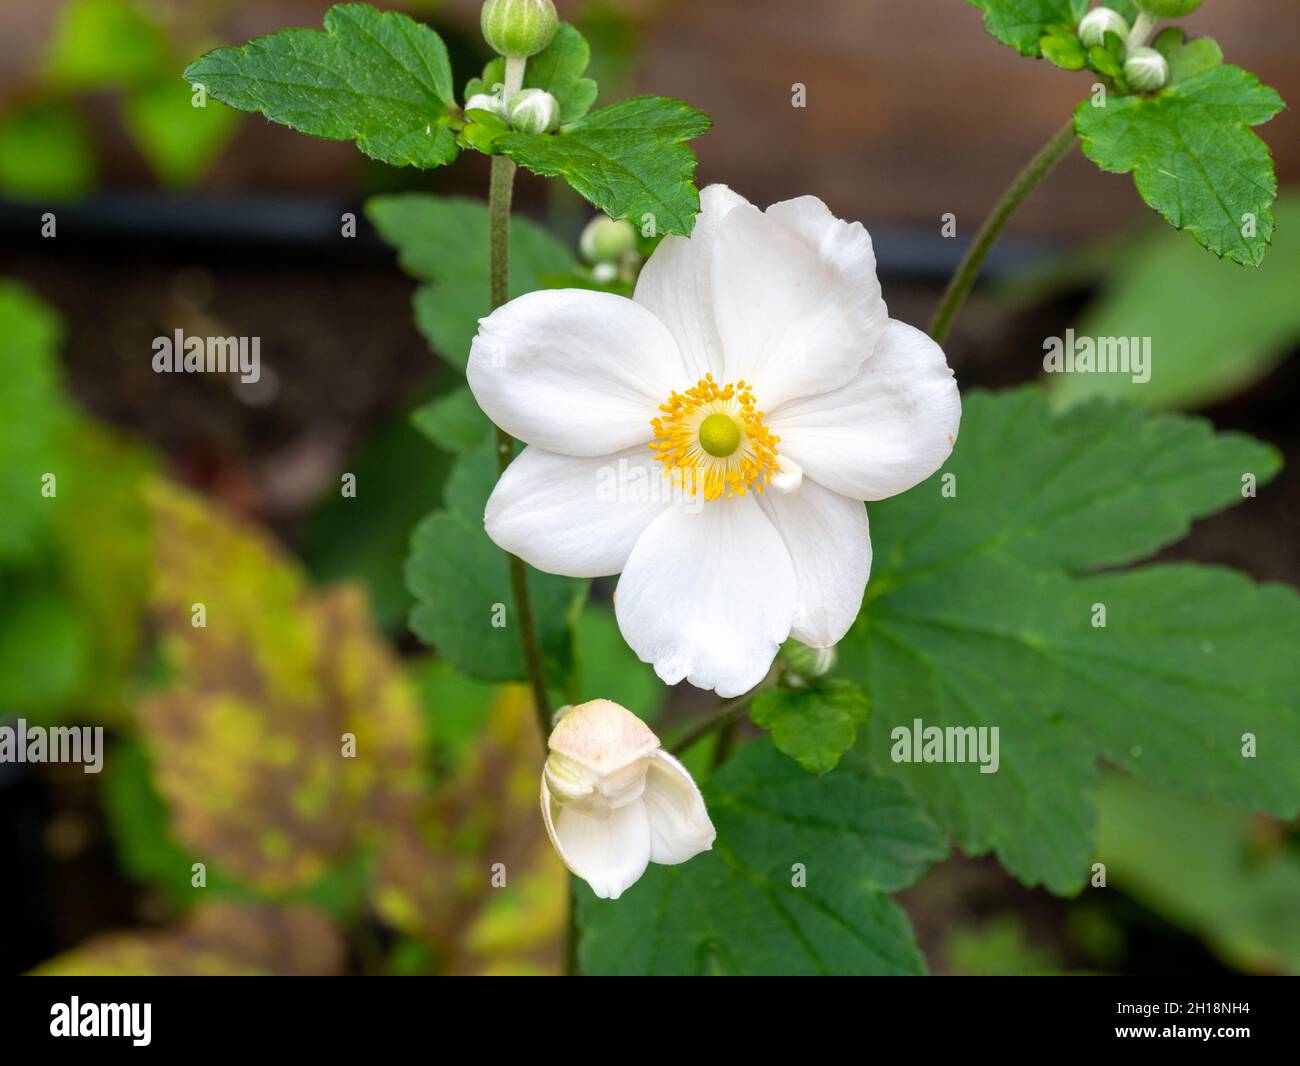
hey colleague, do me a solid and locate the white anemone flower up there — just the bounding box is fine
[468,185,960,696]
[542,699,715,900]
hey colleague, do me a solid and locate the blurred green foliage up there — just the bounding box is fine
[0,0,242,199]
[1048,194,1300,410]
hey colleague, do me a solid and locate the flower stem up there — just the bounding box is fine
[670,677,776,757]
[1127,10,1157,50]
[926,117,1078,346]
[488,150,551,740]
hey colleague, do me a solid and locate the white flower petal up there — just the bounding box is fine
[757,479,871,647]
[485,446,671,578]
[467,289,686,456]
[768,319,960,501]
[711,195,889,409]
[633,184,750,381]
[643,750,716,865]
[546,784,653,900]
[614,494,796,697]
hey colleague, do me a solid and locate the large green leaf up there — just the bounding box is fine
[365,194,575,370]
[1074,65,1285,265]
[498,96,710,236]
[838,388,1298,894]
[577,741,946,975]
[406,442,585,684]
[184,3,458,168]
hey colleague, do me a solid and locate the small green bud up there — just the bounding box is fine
[507,88,560,133]
[480,0,558,59]
[1078,7,1129,48]
[579,215,638,263]
[779,640,837,682]
[1139,0,1202,16]
[1124,46,1169,91]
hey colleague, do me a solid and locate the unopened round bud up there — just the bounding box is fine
[464,92,504,118]
[1124,46,1169,92]
[1139,0,1202,16]
[480,0,557,59]
[507,88,560,133]
[1078,7,1130,48]
[579,216,638,263]
[779,640,837,681]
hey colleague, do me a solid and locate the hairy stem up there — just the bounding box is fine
[927,118,1078,346]
[488,151,551,740]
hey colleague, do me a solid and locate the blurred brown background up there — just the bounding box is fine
[3,0,1296,236]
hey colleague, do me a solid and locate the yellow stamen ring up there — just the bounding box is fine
[649,375,781,501]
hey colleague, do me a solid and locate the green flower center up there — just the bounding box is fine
[698,412,741,458]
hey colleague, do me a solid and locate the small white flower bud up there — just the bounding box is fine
[480,0,557,59]
[579,215,638,263]
[464,91,504,118]
[540,699,715,900]
[1124,46,1169,92]
[779,639,836,681]
[507,88,560,134]
[1078,7,1130,48]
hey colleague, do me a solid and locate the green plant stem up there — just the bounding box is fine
[488,151,551,741]
[670,677,776,757]
[927,118,1078,346]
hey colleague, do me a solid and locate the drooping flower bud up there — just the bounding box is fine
[464,91,505,118]
[1078,7,1130,48]
[779,639,837,682]
[480,0,558,59]
[1124,46,1169,92]
[579,215,638,263]
[507,87,560,133]
[540,699,715,900]
[1138,0,1202,16]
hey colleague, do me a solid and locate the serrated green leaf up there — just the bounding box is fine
[1041,31,1087,71]
[184,3,458,168]
[1151,28,1223,85]
[750,679,871,775]
[968,0,1089,57]
[1048,195,1300,410]
[1075,64,1285,265]
[466,23,597,124]
[577,740,945,975]
[410,385,490,452]
[365,194,575,369]
[498,96,710,236]
[837,388,1297,894]
[406,441,586,684]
